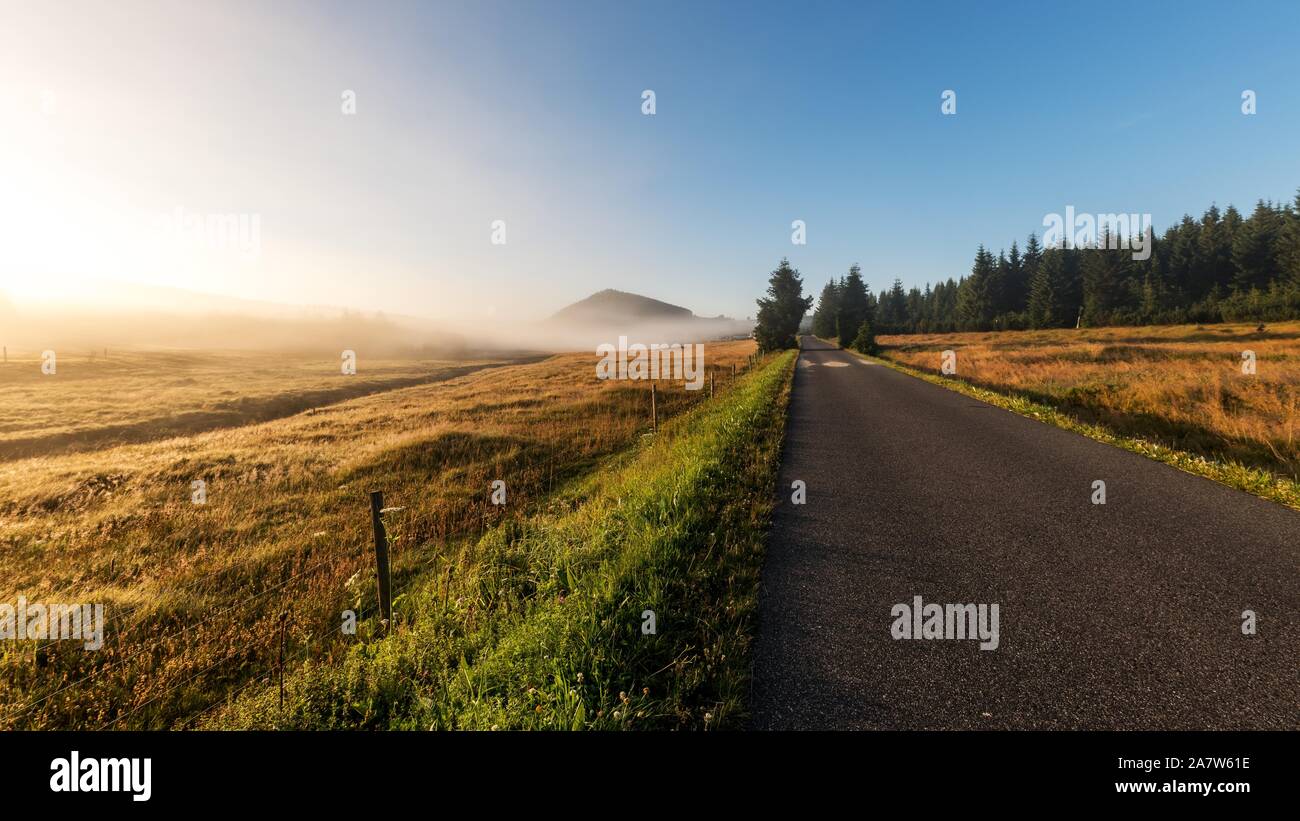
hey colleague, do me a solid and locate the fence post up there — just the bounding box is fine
[651,383,657,433]
[709,370,714,399]
[369,490,392,627]
[278,611,288,711]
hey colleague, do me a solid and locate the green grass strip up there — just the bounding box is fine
[214,350,797,730]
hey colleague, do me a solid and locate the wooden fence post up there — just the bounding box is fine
[709,370,714,398]
[651,383,657,433]
[278,610,288,711]
[369,490,392,627]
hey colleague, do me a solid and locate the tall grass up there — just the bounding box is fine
[211,350,796,730]
[0,342,759,729]
[0,351,510,459]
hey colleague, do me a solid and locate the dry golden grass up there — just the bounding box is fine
[878,322,1300,480]
[0,340,756,729]
[0,349,511,459]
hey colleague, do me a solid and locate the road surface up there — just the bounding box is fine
[750,337,1299,729]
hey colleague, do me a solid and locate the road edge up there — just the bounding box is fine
[817,337,1300,513]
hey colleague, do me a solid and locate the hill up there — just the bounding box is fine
[542,289,753,348]
[549,289,694,325]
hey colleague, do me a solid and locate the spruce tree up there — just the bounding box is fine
[811,279,842,338]
[754,258,813,351]
[956,246,996,330]
[1232,200,1282,292]
[1005,240,1027,314]
[879,278,908,332]
[836,265,872,348]
[851,319,878,355]
[1279,190,1300,287]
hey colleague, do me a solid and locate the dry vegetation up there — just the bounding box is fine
[0,340,756,729]
[0,349,514,459]
[878,321,1300,481]
[213,349,794,730]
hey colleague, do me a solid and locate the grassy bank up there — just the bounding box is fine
[0,342,758,729]
[211,349,797,730]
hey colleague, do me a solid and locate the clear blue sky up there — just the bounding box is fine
[5,0,1298,321]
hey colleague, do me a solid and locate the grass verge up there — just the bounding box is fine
[211,350,797,729]
[833,340,1300,512]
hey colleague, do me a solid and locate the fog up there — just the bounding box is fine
[0,288,754,360]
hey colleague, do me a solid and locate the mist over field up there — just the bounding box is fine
[0,283,753,357]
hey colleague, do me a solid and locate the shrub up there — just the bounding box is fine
[852,321,878,355]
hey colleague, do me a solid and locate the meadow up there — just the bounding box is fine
[0,340,763,729]
[215,349,795,729]
[0,349,511,459]
[877,321,1300,484]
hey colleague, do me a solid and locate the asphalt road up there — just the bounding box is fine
[750,336,1300,729]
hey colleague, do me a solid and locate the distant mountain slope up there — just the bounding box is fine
[548,289,695,325]
[541,288,753,348]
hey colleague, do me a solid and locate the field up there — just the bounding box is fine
[0,340,764,729]
[216,349,795,729]
[0,349,515,460]
[877,322,1300,483]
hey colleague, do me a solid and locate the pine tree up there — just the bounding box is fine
[905,286,923,333]
[1005,240,1027,315]
[1081,229,1127,326]
[956,246,996,330]
[990,251,1010,323]
[1278,190,1300,287]
[851,319,878,355]
[1032,247,1075,328]
[1192,204,1227,299]
[1232,200,1283,292]
[754,258,813,351]
[810,279,842,338]
[836,265,872,348]
[1139,269,1166,322]
[937,277,959,331]
[879,278,908,332]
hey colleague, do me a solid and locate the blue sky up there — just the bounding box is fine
[4,0,1298,322]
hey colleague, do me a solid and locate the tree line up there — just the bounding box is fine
[755,258,877,354]
[812,190,1300,335]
